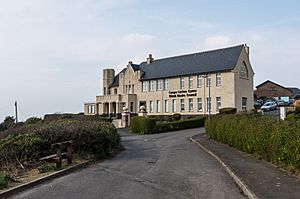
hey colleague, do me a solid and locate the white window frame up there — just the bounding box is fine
[216,73,221,86]
[242,97,247,111]
[189,98,193,112]
[180,99,185,112]
[164,100,169,113]
[197,75,202,88]
[149,80,155,91]
[197,98,202,112]
[189,76,193,89]
[240,62,249,78]
[142,81,147,92]
[149,100,154,113]
[180,77,184,89]
[216,97,221,112]
[164,79,169,90]
[172,99,177,112]
[157,79,163,91]
[157,100,161,113]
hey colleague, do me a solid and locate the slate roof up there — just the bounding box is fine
[139,45,244,80]
[109,44,245,87]
[109,68,126,88]
[288,87,300,96]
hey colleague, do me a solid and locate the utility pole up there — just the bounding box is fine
[15,101,18,123]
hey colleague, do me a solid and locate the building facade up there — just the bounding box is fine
[255,80,293,101]
[84,44,255,116]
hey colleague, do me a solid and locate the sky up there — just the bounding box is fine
[1,0,300,121]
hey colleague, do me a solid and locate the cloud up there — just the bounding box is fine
[121,33,158,45]
[204,36,232,49]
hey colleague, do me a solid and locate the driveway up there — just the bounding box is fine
[13,128,245,199]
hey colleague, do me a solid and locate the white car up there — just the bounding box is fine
[261,102,277,111]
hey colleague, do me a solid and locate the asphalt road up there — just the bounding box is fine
[13,128,245,199]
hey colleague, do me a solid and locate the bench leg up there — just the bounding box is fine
[67,145,73,164]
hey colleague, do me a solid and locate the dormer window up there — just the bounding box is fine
[240,61,249,78]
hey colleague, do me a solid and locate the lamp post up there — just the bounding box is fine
[202,74,211,122]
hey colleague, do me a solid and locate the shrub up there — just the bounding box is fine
[37,163,56,173]
[206,114,300,173]
[219,107,237,114]
[131,116,206,134]
[131,116,156,134]
[170,113,181,121]
[0,133,45,172]
[156,117,206,133]
[0,171,13,189]
[0,120,121,172]
[25,117,42,124]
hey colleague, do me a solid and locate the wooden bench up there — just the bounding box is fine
[40,140,73,168]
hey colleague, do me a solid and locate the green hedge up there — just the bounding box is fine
[131,116,206,134]
[218,107,237,114]
[131,117,156,134]
[206,115,300,173]
[0,120,121,173]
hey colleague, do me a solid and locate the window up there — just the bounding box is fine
[216,73,221,86]
[240,62,249,78]
[180,77,184,89]
[157,100,161,113]
[142,81,147,92]
[157,79,163,90]
[125,85,128,94]
[270,87,277,92]
[114,88,117,94]
[104,88,106,95]
[130,102,134,112]
[149,80,155,91]
[189,76,193,89]
[197,75,202,88]
[132,85,134,93]
[164,79,169,90]
[128,85,132,94]
[88,105,95,114]
[207,97,211,112]
[172,99,177,112]
[206,74,211,87]
[216,97,221,112]
[242,97,247,111]
[197,98,202,112]
[180,99,185,112]
[189,98,193,112]
[149,100,154,113]
[164,100,169,113]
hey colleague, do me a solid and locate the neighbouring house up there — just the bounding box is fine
[84,44,255,117]
[287,87,300,100]
[254,80,297,101]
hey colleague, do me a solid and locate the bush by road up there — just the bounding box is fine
[206,114,300,173]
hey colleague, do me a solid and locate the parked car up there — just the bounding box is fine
[261,102,277,111]
[276,100,286,106]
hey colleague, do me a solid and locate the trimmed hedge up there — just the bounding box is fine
[131,116,206,134]
[131,117,156,134]
[219,107,237,114]
[0,120,121,173]
[206,115,300,173]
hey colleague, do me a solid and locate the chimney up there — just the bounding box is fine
[128,61,133,66]
[244,44,249,56]
[147,54,154,64]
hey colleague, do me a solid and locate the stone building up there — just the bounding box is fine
[84,44,255,117]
